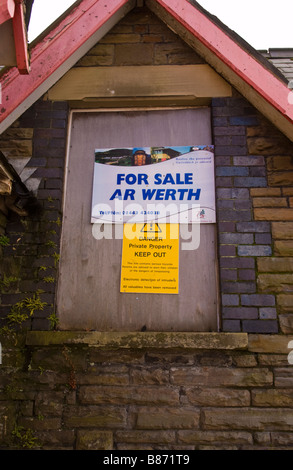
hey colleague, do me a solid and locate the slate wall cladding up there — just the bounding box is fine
[212,95,293,334]
[0,100,68,329]
[1,7,293,335]
[2,94,293,335]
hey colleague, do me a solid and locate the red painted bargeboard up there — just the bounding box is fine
[0,0,130,124]
[156,0,293,124]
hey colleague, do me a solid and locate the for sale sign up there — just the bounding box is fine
[91,146,215,224]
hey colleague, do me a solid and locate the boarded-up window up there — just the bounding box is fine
[57,109,219,331]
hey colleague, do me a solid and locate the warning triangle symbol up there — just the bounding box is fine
[141,223,162,234]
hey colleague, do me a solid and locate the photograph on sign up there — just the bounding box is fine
[120,223,179,294]
[91,146,215,224]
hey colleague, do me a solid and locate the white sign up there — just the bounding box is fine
[91,146,216,224]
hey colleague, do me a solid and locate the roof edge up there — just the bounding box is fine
[146,0,293,130]
[0,0,136,134]
[188,0,288,85]
[28,0,83,49]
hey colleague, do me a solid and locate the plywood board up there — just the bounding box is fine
[47,65,231,101]
[57,109,219,331]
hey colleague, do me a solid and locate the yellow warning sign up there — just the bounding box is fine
[120,224,179,294]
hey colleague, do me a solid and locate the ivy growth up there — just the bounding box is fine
[12,425,39,449]
[0,213,62,331]
[62,346,77,390]
[0,235,10,246]
[45,240,57,249]
[43,276,55,284]
[53,252,60,267]
[7,291,47,325]
[48,312,59,330]
[0,275,18,291]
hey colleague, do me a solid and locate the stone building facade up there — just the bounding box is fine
[0,5,293,450]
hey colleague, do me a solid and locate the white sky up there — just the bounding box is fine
[28,0,293,50]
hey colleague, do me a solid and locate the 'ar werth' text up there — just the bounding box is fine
[110,172,201,201]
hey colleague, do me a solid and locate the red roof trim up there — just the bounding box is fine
[0,0,15,25]
[0,0,132,127]
[156,0,293,124]
[12,1,29,74]
[0,0,29,73]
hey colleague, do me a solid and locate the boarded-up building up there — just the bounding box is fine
[0,0,293,450]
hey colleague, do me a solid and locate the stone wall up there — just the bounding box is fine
[0,100,68,329]
[1,6,293,451]
[0,210,8,298]
[213,96,293,334]
[1,332,293,450]
[74,7,204,67]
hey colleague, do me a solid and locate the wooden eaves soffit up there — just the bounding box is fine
[0,0,292,141]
